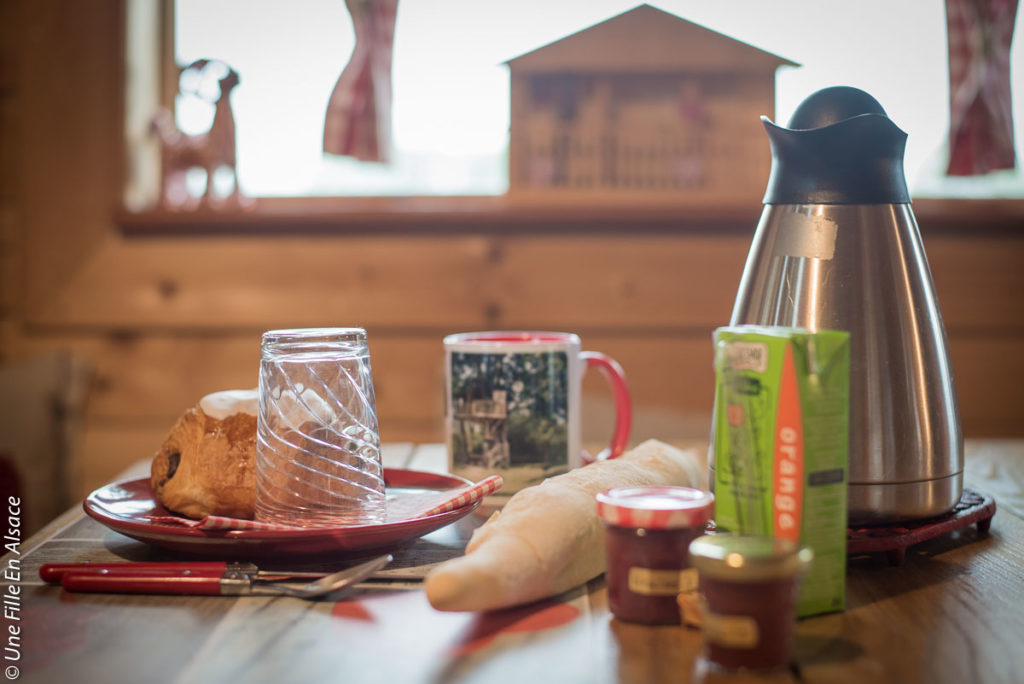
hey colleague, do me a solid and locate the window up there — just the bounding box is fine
[170,0,1024,199]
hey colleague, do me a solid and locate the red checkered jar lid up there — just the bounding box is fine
[596,486,714,530]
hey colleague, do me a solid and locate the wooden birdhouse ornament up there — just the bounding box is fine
[505,5,797,205]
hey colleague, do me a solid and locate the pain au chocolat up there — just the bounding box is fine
[151,390,259,519]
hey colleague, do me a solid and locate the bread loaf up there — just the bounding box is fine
[424,439,703,612]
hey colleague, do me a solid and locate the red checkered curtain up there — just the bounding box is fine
[323,0,398,162]
[945,0,1019,175]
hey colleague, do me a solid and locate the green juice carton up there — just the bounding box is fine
[711,326,850,616]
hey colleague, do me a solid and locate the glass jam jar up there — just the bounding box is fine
[596,486,714,625]
[688,534,813,672]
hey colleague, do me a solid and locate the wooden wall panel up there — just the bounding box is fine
[29,232,1022,333]
[491,235,749,328]
[32,233,756,331]
[76,422,170,500]
[925,236,1024,332]
[29,334,259,419]
[0,1,16,93]
[31,235,495,328]
[0,204,17,320]
[579,333,716,412]
[0,99,14,205]
[19,0,123,316]
[949,337,1024,437]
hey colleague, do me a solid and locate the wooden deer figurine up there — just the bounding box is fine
[150,60,243,209]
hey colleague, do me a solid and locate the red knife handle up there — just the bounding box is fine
[60,568,227,595]
[40,561,229,584]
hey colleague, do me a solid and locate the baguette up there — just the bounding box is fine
[424,439,704,612]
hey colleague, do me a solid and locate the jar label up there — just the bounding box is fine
[702,610,760,649]
[627,567,698,596]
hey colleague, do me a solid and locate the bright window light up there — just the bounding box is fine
[175,0,1024,198]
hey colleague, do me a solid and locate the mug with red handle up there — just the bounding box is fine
[444,331,632,494]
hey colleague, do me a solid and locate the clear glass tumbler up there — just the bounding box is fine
[254,328,386,527]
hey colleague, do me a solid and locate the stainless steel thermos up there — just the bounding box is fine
[722,86,963,523]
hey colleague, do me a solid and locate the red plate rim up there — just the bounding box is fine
[81,468,479,556]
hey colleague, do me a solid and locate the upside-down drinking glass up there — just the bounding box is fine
[254,328,385,527]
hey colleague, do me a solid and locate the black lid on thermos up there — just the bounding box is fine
[761,86,911,205]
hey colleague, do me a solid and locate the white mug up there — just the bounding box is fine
[444,331,632,493]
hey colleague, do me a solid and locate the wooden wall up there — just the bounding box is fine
[3,2,1023,508]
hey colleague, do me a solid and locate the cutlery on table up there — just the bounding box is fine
[42,554,393,598]
[40,561,329,583]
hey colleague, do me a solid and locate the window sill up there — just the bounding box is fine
[116,196,1024,238]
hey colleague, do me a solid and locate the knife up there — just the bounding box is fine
[48,554,392,597]
[40,561,327,584]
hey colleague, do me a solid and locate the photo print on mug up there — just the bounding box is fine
[449,347,570,490]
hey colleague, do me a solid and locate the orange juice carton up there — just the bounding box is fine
[710,326,850,616]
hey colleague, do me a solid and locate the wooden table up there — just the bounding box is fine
[5,441,1023,684]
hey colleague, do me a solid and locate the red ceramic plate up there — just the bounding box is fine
[83,469,479,559]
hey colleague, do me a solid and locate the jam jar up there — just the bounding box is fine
[688,534,813,672]
[596,486,714,625]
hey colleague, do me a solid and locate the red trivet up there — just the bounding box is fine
[847,488,995,565]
